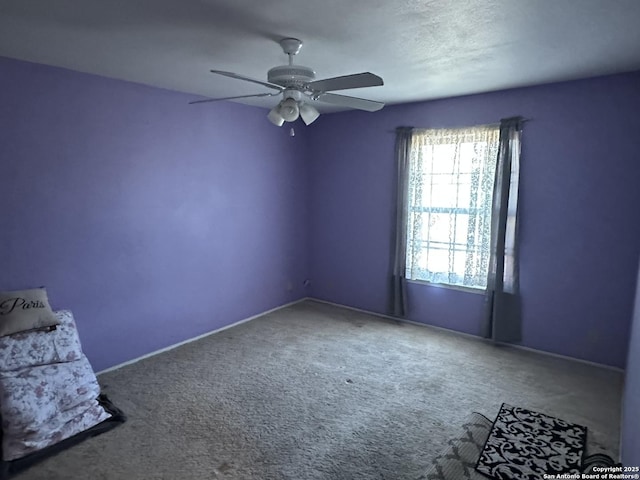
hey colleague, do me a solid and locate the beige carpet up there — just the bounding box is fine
[14,300,623,479]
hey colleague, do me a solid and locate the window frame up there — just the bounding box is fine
[404,124,500,291]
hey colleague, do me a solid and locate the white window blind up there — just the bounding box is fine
[406,125,500,289]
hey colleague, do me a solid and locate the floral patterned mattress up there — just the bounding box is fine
[0,310,111,462]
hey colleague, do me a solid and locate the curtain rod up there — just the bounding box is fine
[386,117,532,133]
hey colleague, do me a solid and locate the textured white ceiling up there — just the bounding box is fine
[1,0,640,112]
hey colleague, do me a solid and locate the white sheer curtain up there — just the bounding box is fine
[405,126,500,289]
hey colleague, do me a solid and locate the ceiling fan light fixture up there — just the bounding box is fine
[279,98,299,122]
[299,103,320,125]
[267,105,285,126]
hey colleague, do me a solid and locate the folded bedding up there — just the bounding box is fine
[0,356,111,460]
[0,308,122,471]
[0,310,83,372]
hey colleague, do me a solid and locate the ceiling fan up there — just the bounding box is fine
[190,38,385,126]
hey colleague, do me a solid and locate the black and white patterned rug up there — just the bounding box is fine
[476,403,587,480]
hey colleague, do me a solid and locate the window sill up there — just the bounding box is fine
[406,279,486,295]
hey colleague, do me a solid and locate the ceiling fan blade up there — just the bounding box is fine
[306,72,383,92]
[189,92,279,105]
[210,70,283,91]
[316,93,384,112]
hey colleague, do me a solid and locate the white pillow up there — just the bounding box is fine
[0,288,60,337]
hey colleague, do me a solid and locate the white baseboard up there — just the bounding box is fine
[498,341,623,372]
[308,298,624,373]
[308,297,482,339]
[96,297,309,376]
[97,295,622,375]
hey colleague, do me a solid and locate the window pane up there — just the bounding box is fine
[406,125,499,289]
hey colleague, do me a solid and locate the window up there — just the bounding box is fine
[405,125,500,289]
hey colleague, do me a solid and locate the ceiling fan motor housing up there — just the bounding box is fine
[267,65,316,89]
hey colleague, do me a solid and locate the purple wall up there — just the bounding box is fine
[2,55,639,371]
[0,57,309,372]
[622,261,640,465]
[307,72,640,368]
